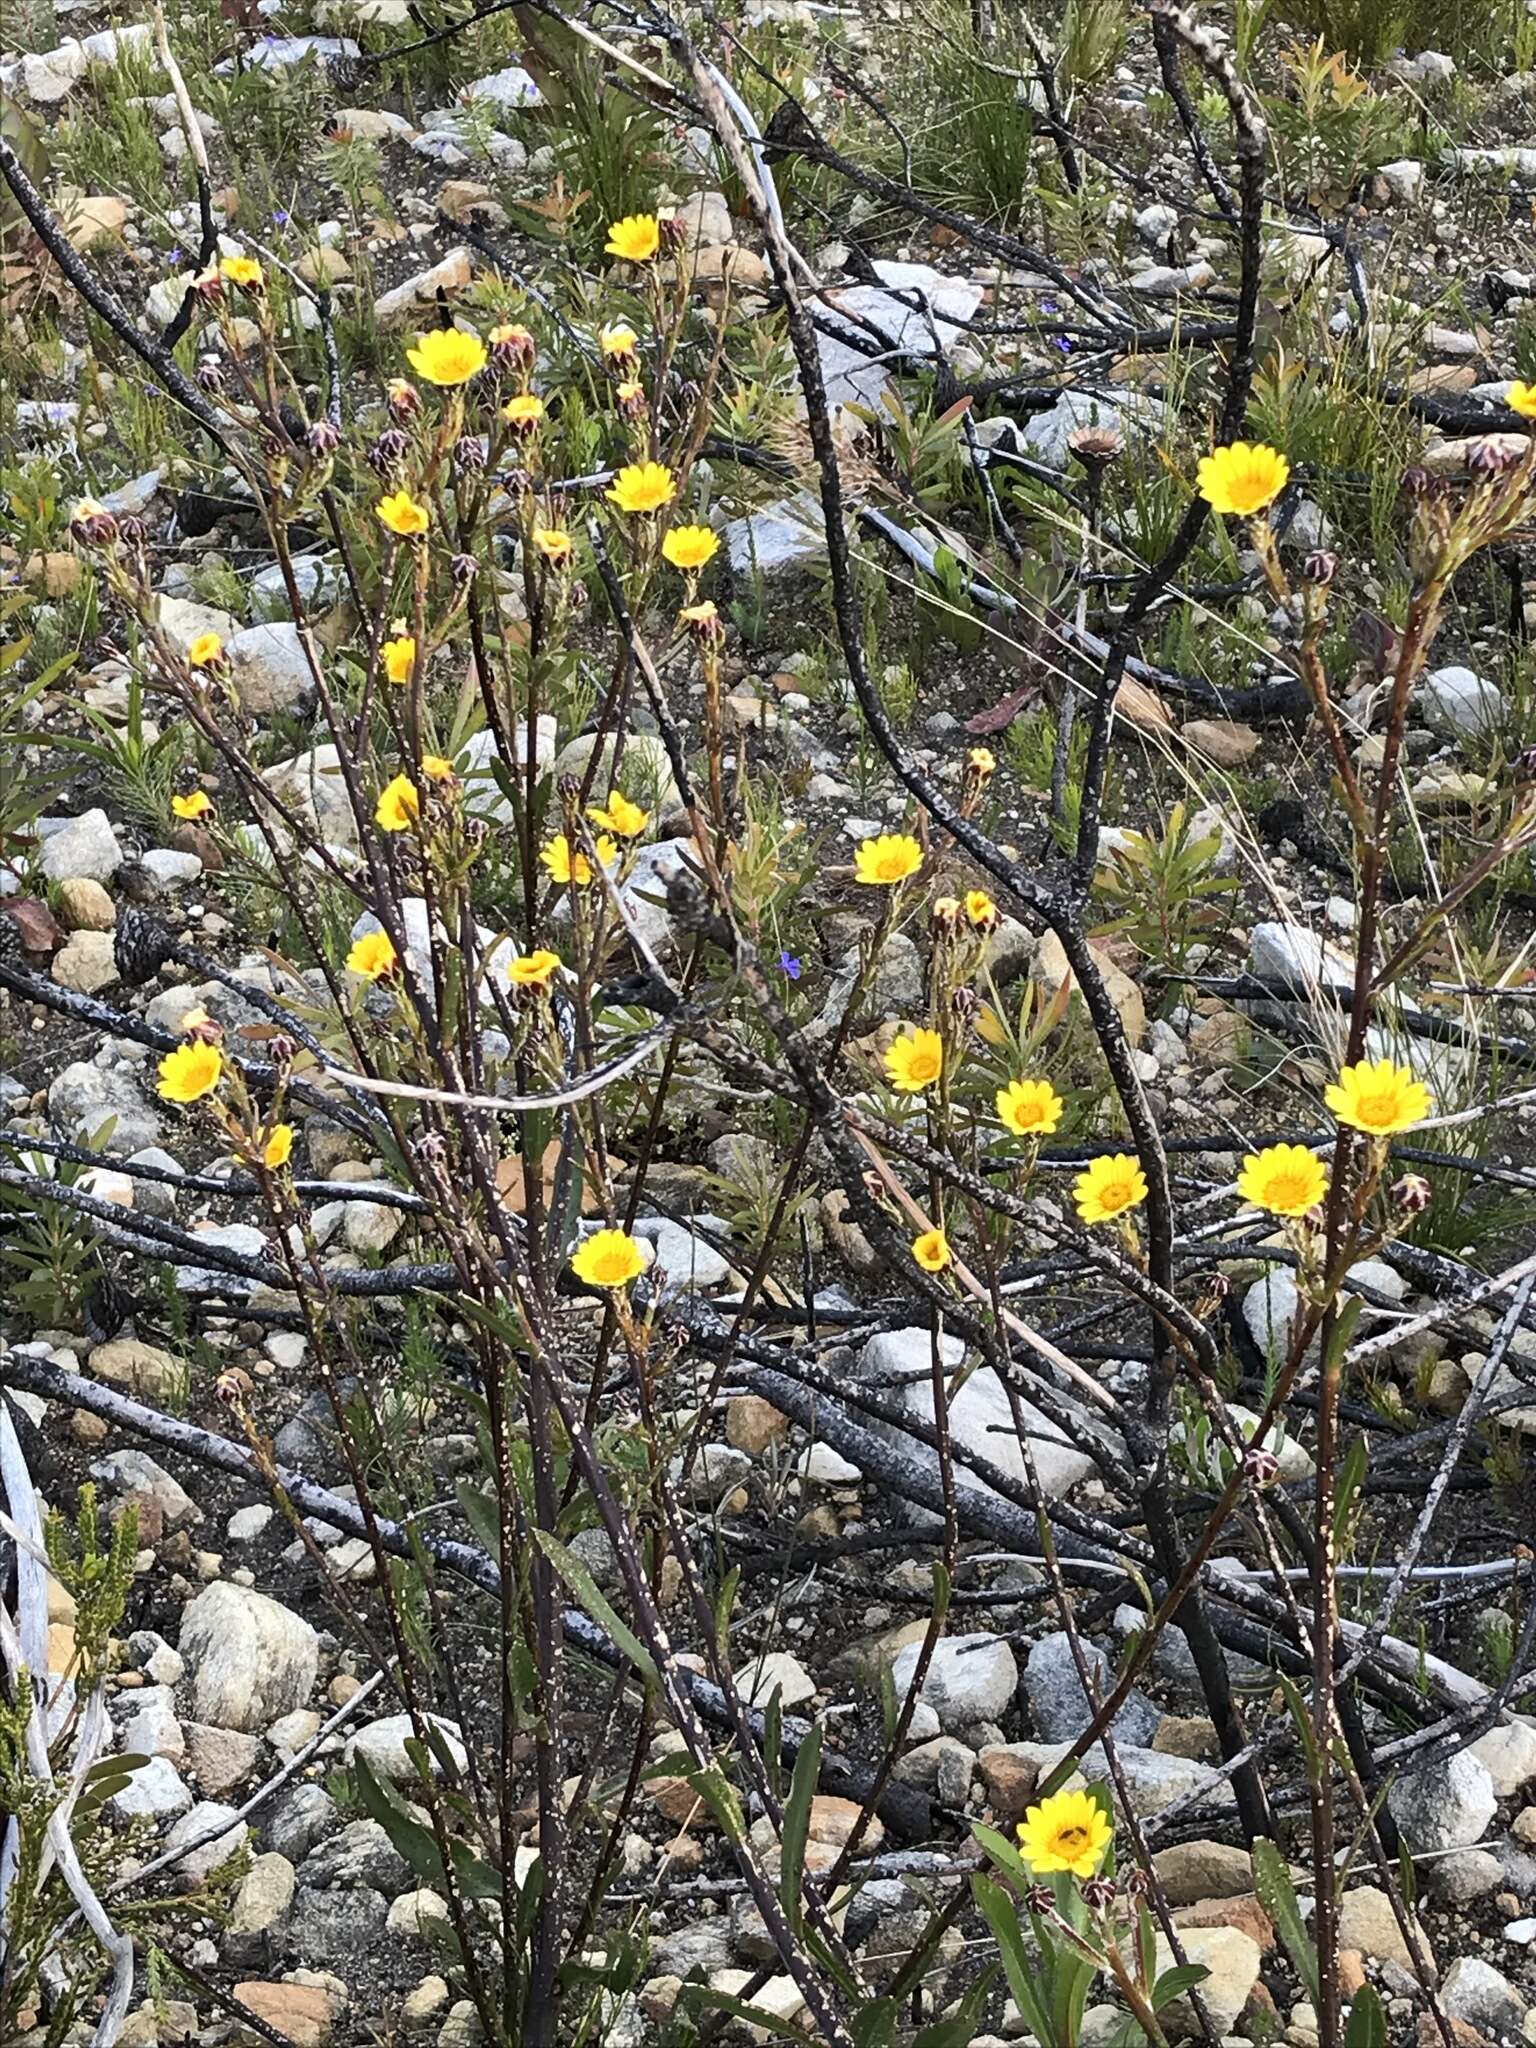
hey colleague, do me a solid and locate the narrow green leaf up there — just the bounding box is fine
[1345,1982,1387,2048]
[778,1722,822,1935]
[1251,1837,1319,2003]
[533,1528,658,1685]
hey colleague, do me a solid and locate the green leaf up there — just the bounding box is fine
[454,1478,501,1557]
[1345,1982,1387,2048]
[1251,1837,1319,2004]
[1151,1962,1210,2011]
[778,1722,822,1935]
[972,1874,1053,2047]
[533,1527,658,1686]
[676,1987,806,2040]
[351,1753,449,1890]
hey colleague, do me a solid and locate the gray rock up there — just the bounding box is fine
[653,1919,735,1979]
[229,1852,296,1939]
[345,1712,467,1782]
[1387,1747,1497,1852]
[120,1685,186,1761]
[162,1800,249,1889]
[890,1633,1017,1733]
[1150,1840,1253,1905]
[1242,1270,1302,1363]
[1024,1632,1160,1746]
[1427,1848,1503,1905]
[178,1582,319,1732]
[284,1885,389,1964]
[263,743,360,851]
[1380,159,1424,201]
[273,1381,357,1477]
[1021,388,1159,468]
[892,1734,974,1806]
[632,1213,732,1289]
[91,1449,198,1525]
[815,261,983,413]
[264,1784,343,1862]
[1247,919,1353,991]
[250,555,345,622]
[1440,1956,1530,2036]
[47,1062,162,1154]
[111,1753,193,1820]
[302,1819,413,1897]
[1471,1718,1536,1798]
[859,1327,1099,1514]
[725,493,826,582]
[223,621,314,715]
[124,1145,184,1214]
[666,1443,751,1507]
[173,1222,270,1293]
[38,808,123,884]
[1421,663,1505,739]
[464,61,540,107]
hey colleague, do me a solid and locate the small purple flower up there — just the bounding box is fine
[1053,335,1074,354]
[168,246,183,264]
[1039,298,1058,314]
[778,950,802,981]
[273,209,289,225]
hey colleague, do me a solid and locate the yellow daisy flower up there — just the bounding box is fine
[965,889,998,928]
[156,1039,223,1104]
[607,462,676,515]
[503,392,545,430]
[1074,1153,1148,1225]
[661,524,719,571]
[421,754,456,783]
[382,635,416,685]
[854,833,923,886]
[679,599,719,629]
[1017,1789,1112,1879]
[1325,1057,1431,1137]
[262,1123,294,1170]
[911,1228,951,1273]
[996,1076,1064,1138]
[1508,381,1536,421]
[172,791,213,821]
[187,631,224,669]
[968,746,996,777]
[884,1027,944,1094]
[219,253,263,289]
[377,490,431,538]
[508,949,562,990]
[1237,1142,1327,1217]
[587,790,648,837]
[406,327,487,387]
[1196,442,1290,518]
[571,1226,647,1288]
[540,833,617,886]
[347,930,397,980]
[604,214,660,263]
[375,774,420,832]
[598,321,639,358]
[532,527,573,563]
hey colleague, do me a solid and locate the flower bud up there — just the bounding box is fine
[451,551,478,585]
[1303,548,1338,586]
[368,428,410,476]
[197,353,225,393]
[614,379,647,421]
[69,500,118,547]
[387,377,421,421]
[1067,425,1123,469]
[1467,436,1519,476]
[1392,1172,1432,1214]
[453,435,487,476]
[951,985,979,1025]
[1026,1884,1056,1915]
[659,210,688,253]
[192,266,223,303]
[931,895,962,933]
[489,322,536,371]
[306,419,342,456]
[1122,1867,1151,1900]
[1080,1876,1118,1912]
[117,516,147,550]
[216,1365,254,1406]
[1242,1445,1281,1488]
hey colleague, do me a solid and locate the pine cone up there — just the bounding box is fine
[114,907,179,987]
